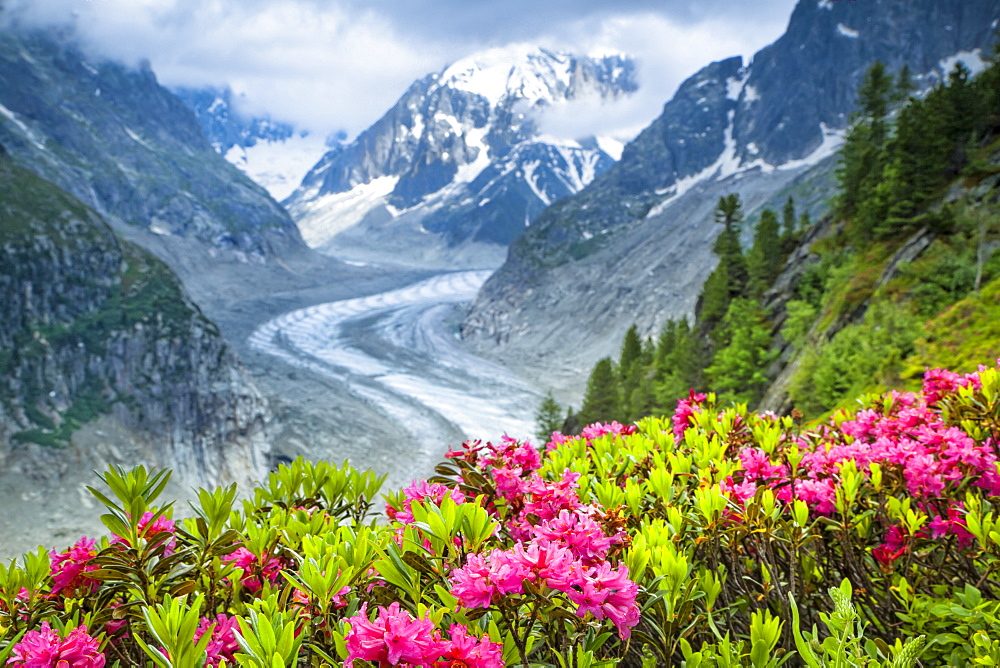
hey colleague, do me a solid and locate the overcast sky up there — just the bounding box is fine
[1,0,799,141]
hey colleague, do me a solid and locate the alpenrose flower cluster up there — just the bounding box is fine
[221,547,287,593]
[13,361,999,666]
[449,543,639,638]
[193,613,240,668]
[8,623,104,668]
[344,602,502,667]
[679,361,1000,565]
[393,435,640,638]
[49,538,99,597]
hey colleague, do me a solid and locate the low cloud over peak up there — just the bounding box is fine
[0,0,796,142]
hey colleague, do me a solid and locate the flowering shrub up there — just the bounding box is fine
[8,622,104,667]
[2,362,1000,665]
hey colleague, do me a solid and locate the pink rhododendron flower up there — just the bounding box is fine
[49,537,99,597]
[719,477,758,506]
[485,434,542,472]
[386,480,466,524]
[531,509,619,563]
[922,505,974,549]
[507,540,581,592]
[673,390,707,440]
[520,470,583,522]
[491,465,528,499]
[872,543,906,566]
[566,562,640,639]
[8,622,105,668]
[739,448,788,482]
[922,367,981,404]
[221,548,285,593]
[193,614,240,668]
[111,511,177,555]
[344,602,444,667]
[580,421,636,441]
[437,624,504,668]
[450,550,531,608]
[545,431,574,452]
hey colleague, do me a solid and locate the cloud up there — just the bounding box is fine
[533,11,795,142]
[0,0,797,140]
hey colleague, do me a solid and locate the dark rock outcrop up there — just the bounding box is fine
[0,155,270,486]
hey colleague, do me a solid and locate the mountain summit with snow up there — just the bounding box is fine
[173,86,335,202]
[284,46,637,267]
[462,0,999,385]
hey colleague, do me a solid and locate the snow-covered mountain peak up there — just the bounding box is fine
[439,45,573,105]
[436,45,634,109]
[284,45,639,267]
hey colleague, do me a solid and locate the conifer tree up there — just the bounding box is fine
[535,391,564,444]
[838,61,893,234]
[654,320,678,375]
[700,194,748,326]
[619,325,643,381]
[654,319,706,409]
[799,210,811,234]
[893,64,914,103]
[781,196,797,252]
[705,299,774,406]
[747,208,783,298]
[577,358,621,427]
[618,325,644,421]
[626,373,658,423]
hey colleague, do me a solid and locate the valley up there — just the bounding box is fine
[0,0,997,562]
[244,267,540,493]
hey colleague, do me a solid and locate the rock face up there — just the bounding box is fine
[172,86,299,155]
[172,85,333,202]
[285,46,636,268]
[462,0,1000,388]
[0,27,304,261]
[0,154,271,487]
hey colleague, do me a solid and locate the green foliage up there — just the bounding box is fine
[906,274,1000,375]
[893,581,1000,666]
[577,357,622,427]
[706,299,775,406]
[9,364,1000,665]
[135,595,213,668]
[234,603,306,668]
[790,303,920,415]
[535,391,565,444]
[791,580,925,668]
[838,61,893,228]
[841,58,999,243]
[702,195,749,328]
[747,209,783,299]
[780,300,817,351]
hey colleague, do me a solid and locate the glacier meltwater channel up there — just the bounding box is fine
[248,270,539,476]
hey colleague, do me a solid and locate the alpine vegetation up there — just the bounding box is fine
[6,363,1000,664]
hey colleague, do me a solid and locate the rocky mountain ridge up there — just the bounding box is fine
[462,0,1000,393]
[173,85,336,202]
[285,46,636,268]
[0,27,305,261]
[0,153,271,488]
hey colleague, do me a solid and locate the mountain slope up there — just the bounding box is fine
[285,46,636,268]
[462,0,999,391]
[173,85,333,202]
[0,28,304,261]
[0,150,271,488]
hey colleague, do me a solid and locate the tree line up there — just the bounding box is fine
[537,49,1000,440]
